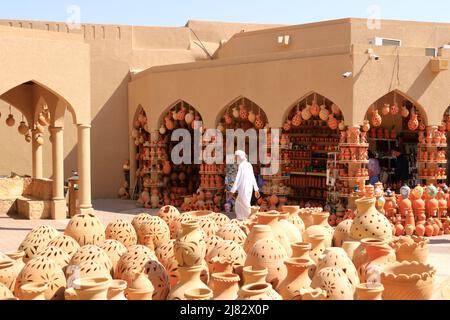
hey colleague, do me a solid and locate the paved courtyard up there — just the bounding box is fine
[1,199,449,297]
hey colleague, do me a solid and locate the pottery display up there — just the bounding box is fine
[18,225,60,262]
[47,235,81,258]
[19,282,48,300]
[380,261,436,300]
[210,272,240,300]
[237,283,282,300]
[355,282,384,300]
[35,246,71,270]
[278,258,312,300]
[108,279,128,300]
[216,223,247,246]
[64,213,106,246]
[333,219,353,247]
[245,238,288,289]
[138,216,171,249]
[350,197,392,241]
[256,211,293,256]
[158,206,181,238]
[73,276,111,300]
[389,236,429,263]
[105,219,137,248]
[14,256,66,300]
[311,267,354,300]
[207,240,246,273]
[99,239,128,273]
[316,247,359,289]
[168,265,210,300]
[303,212,333,248]
[174,221,206,267]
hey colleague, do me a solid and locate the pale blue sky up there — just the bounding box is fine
[0,0,449,26]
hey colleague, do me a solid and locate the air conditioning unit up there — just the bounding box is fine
[425,48,437,57]
[369,37,402,46]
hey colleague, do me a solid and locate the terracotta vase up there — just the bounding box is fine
[237,283,282,300]
[18,225,60,262]
[207,240,246,274]
[242,266,269,286]
[244,238,288,289]
[256,212,292,256]
[350,197,392,241]
[64,213,106,246]
[311,267,354,300]
[184,287,213,300]
[278,212,303,243]
[216,223,247,246]
[168,265,210,300]
[333,219,353,247]
[308,234,327,264]
[126,271,154,300]
[380,261,436,300]
[243,225,273,253]
[303,212,333,247]
[281,206,306,235]
[72,276,111,300]
[278,258,312,300]
[316,247,360,289]
[107,279,128,300]
[18,282,47,300]
[358,239,395,283]
[341,241,361,261]
[355,282,384,300]
[0,259,16,291]
[174,221,206,267]
[390,236,429,263]
[210,272,240,300]
[0,283,14,300]
[298,209,314,228]
[291,242,316,278]
[47,236,81,259]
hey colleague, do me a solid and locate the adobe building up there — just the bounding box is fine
[0,18,449,217]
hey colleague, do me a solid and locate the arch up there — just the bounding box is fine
[361,90,428,127]
[157,99,203,129]
[216,96,269,128]
[282,91,345,128]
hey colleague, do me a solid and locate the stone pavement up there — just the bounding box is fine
[1,199,449,295]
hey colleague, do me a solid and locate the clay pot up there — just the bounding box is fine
[333,219,353,247]
[99,239,127,274]
[19,282,48,300]
[174,221,206,267]
[355,282,384,300]
[0,259,16,291]
[281,206,306,235]
[210,272,240,300]
[107,279,128,300]
[14,257,66,300]
[73,276,111,300]
[158,206,181,238]
[350,197,392,241]
[35,246,70,271]
[18,225,60,262]
[290,242,316,278]
[0,283,14,300]
[68,245,114,277]
[216,223,247,246]
[390,236,429,263]
[257,211,292,256]
[341,241,361,261]
[278,212,303,243]
[358,239,395,283]
[371,110,382,127]
[64,213,106,246]
[311,267,354,300]
[243,225,274,253]
[316,247,360,289]
[380,261,435,300]
[138,216,171,249]
[47,235,81,258]
[168,265,210,300]
[303,212,333,248]
[184,287,213,300]
[278,258,312,300]
[244,238,288,289]
[105,219,137,248]
[126,271,154,300]
[210,212,231,228]
[237,283,282,300]
[308,234,327,264]
[319,105,329,121]
[301,106,312,121]
[4,251,25,284]
[298,208,314,228]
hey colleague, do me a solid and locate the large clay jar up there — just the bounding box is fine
[291,242,317,278]
[333,219,354,247]
[14,256,66,300]
[299,208,315,228]
[19,282,48,300]
[243,225,274,253]
[47,235,81,258]
[350,197,392,241]
[242,266,269,286]
[174,221,206,267]
[210,272,240,300]
[216,223,247,246]
[131,213,152,235]
[4,251,25,288]
[358,239,395,283]
[257,211,292,256]
[278,212,303,243]
[18,225,60,262]
[35,246,71,271]
[380,261,435,300]
[237,283,282,300]
[316,247,359,289]
[210,212,231,228]
[168,265,210,300]
[107,279,127,300]
[311,267,354,300]
[158,205,181,238]
[341,241,361,261]
[126,271,154,300]
[68,245,114,277]
[308,234,327,264]
[0,259,16,291]
[389,236,429,263]
[281,206,306,234]
[207,240,246,274]
[99,239,127,274]
[303,212,333,248]
[278,258,312,300]
[355,282,384,300]
[73,276,111,300]
[245,238,288,289]
[105,219,137,248]
[197,218,219,237]
[115,245,157,280]
[138,216,171,249]
[64,213,106,246]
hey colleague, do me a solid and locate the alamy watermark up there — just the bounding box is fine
[170,121,280,175]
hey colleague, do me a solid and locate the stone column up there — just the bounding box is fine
[50,126,66,219]
[32,129,43,179]
[77,124,93,213]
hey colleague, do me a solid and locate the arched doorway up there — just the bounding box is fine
[281,92,344,211]
[441,106,450,185]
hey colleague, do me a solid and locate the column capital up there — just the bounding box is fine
[49,126,64,132]
[77,124,92,129]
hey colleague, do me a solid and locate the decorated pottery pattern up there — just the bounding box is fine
[105,219,138,248]
[64,213,106,246]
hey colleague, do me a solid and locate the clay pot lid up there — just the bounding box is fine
[20,282,48,293]
[211,272,240,283]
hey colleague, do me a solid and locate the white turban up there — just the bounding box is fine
[235,150,247,161]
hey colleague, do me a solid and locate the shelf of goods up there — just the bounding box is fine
[417,126,448,185]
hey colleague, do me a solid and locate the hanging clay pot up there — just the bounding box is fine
[301,106,312,121]
[338,120,346,131]
[390,103,399,115]
[319,105,330,121]
[35,135,44,145]
[19,282,48,300]
[174,221,206,267]
[232,107,240,119]
[64,213,106,246]
[18,121,28,135]
[25,133,32,143]
[283,120,291,131]
[355,282,384,300]
[239,103,249,120]
[237,283,282,300]
[311,267,354,300]
[185,110,195,125]
[248,110,256,123]
[72,276,111,300]
[105,218,137,248]
[244,238,288,289]
[254,114,265,129]
[408,112,419,131]
[371,109,382,127]
[223,113,232,125]
[327,114,338,130]
[382,103,390,116]
[210,272,240,300]
[159,125,166,135]
[401,106,410,118]
[168,265,210,300]
[331,103,340,115]
[350,197,392,241]
[6,114,15,127]
[362,120,370,132]
[278,258,312,300]
[310,98,320,116]
[292,111,302,127]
